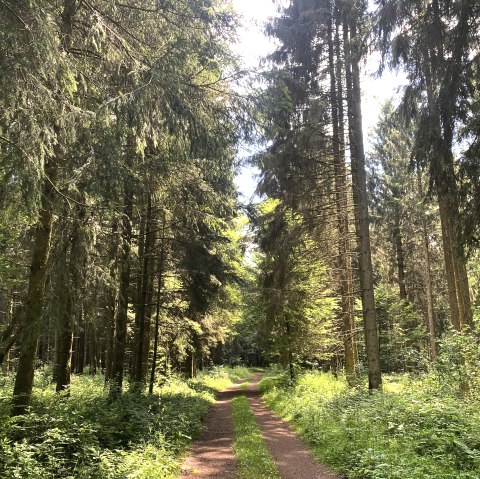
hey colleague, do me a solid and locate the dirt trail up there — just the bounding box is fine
[178,378,248,479]
[246,374,340,479]
[178,373,340,479]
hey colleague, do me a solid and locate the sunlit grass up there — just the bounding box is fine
[232,395,281,479]
[261,370,480,479]
[0,366,248,479]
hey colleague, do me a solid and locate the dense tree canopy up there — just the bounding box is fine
[1,0,480,476]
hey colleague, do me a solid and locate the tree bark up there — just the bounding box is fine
[0,296,21,368]
[426,75,460,329]
[55,300,74,392]
[285,317,295,383]
[142,262,154,379]
[149,211,166,394]
[393,216,407,301]
[184,350,197,379]
[12,163,56,415]
[131,194,154,388]
[55,212,87,392]
[417,171,438,360]
[12,0,77,414]
[54,246,74,393]
[425,0,473,332]
[89,324,97,375]
[345,12,382,389]
[1,288,14,374]
[74,308,86,374]
[328,5,357,386]
[109,182,133,399]
[104,220,119,382]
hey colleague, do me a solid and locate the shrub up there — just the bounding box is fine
[261,370,480,479]
[0,366,248,478]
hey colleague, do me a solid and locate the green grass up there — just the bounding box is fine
[260,370,480,479]
[0,365,249,479]
[232,395,281,479]
[197,365,250,391]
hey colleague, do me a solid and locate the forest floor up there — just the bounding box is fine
[179,372,339,479]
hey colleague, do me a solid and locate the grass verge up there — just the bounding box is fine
[260,370,480,479]
[232,394,281,479]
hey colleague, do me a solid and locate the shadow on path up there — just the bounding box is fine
[179,376,253,479]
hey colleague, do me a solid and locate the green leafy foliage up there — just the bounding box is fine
[434,328,480,395]
[261,370,480,479]
[0,366,248,478]
[247,199,337,373]
[375,285,428,372]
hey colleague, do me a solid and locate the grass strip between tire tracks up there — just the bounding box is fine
[232,394,281,479]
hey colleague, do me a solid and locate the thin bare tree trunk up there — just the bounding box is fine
[110,183,133,398]
[89,325,97,375]
[417,171,438,360]
[74,307,86,374]
[149,210,166,394]
[131,194,154,388]
[104,220,119,382]
[55,211,87,391]
[393,216,407,301]
[0,292,20,368]
[142,257,154,380]
[1,288,14,374]
[345,13,382,389]
[329,5,357,386]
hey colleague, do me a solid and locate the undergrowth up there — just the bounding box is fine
[260,370,480,479]
[0,365,249,478]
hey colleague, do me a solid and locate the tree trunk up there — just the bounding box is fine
[285,318,295,383]
[109,182,133,399]
[131,195,154,388]
[55,303,73,392]
[104,220,119,382]
[345,14,382,389]
[342,12,360,245]
[0,293,20,368]
[55,213,87,392]
[75,308,86,374]
[131,203,146,386]
[89,325,97,375]
[437,196,461,330]
[417,171,438,360]
[425,0,472,332]
[149,211,166,394]
[12,163,56,415]
[456,260,473,329]
[142,264,154,379]
[1,288,14,374]
[184,350,197,379]
[12,0,76,414]
[393,216,407,301]
[54,249,74,393]
[328,6,357,386]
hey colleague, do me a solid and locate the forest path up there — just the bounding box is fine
[179,372,340,479]
[246,374,340,479]
[178,375,251,479]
